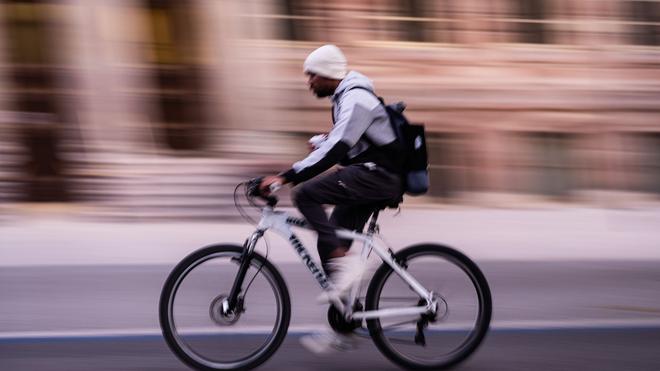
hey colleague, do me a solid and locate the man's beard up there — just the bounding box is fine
[314,88,333,98]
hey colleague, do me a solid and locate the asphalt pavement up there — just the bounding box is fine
[2,262,660,334]
[2,328,660,371]
[2,207,660,370]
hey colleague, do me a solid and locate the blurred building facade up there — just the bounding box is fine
[0,0,659,218]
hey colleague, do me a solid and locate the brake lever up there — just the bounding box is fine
[246,177,264,197]
[246,177,279,207]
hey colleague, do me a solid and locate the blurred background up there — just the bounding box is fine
[1,2,660,370]
[0,0,658,220]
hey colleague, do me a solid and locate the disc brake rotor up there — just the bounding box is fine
[209,294,242,326]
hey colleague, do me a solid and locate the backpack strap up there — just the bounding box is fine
[342,86,406,144]
[332,86,384,124]
[330,86,381,147]
[344,86,385,105]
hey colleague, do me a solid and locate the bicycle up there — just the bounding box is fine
[159,177,492,371]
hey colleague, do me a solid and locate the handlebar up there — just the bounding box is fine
[245,177,279,207]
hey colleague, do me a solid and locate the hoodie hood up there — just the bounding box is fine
[332,71,375,101]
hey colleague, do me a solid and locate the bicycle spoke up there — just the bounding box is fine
[160,246,290,371]
[381,319,419,332]
[366,244,492,369]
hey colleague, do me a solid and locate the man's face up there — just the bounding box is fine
[306,72,337,98]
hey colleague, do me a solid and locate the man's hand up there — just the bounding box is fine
[307,133,328,153]
[259,175,286,195]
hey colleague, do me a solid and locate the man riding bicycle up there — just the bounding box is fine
[259,44,404,354]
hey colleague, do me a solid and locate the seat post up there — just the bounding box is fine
[367,209,380,234]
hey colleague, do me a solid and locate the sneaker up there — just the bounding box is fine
[299,328,358,355]
[316,253,368,304]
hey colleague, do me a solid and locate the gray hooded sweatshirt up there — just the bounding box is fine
[281,71,401,184]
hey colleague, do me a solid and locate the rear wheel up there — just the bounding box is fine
[159,244,290,371]
[365,244,491,370]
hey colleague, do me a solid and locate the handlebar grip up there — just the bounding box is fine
[245,177,279,207]
[246,177,263,197]
[269,182,282,193]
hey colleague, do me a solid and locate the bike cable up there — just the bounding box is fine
[234,182,259,225]
[243,233,269,294]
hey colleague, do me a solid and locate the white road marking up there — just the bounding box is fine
[2,318,660,341]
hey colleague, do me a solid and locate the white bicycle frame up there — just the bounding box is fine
[245,206,437,322]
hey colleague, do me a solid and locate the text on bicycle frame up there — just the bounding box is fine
[289,235,331,290]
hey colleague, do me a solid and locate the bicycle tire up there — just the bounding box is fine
[159,244,290,371]
[365,244,492,370]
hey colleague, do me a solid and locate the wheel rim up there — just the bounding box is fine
[370,250,488,367]
[166,251,285,369]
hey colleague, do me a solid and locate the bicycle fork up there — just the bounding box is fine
[226,230,263,313]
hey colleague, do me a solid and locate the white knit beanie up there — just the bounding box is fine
[303,44,347,80]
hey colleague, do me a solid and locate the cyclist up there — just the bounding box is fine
[260,44,403,353]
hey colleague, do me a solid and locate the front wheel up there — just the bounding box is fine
[159,244,290,371]
[365,244,492,370]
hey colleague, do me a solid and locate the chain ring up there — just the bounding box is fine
[327,302,363,334]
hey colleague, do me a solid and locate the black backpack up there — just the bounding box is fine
[348,87,429,195]
[382,101,429,195]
